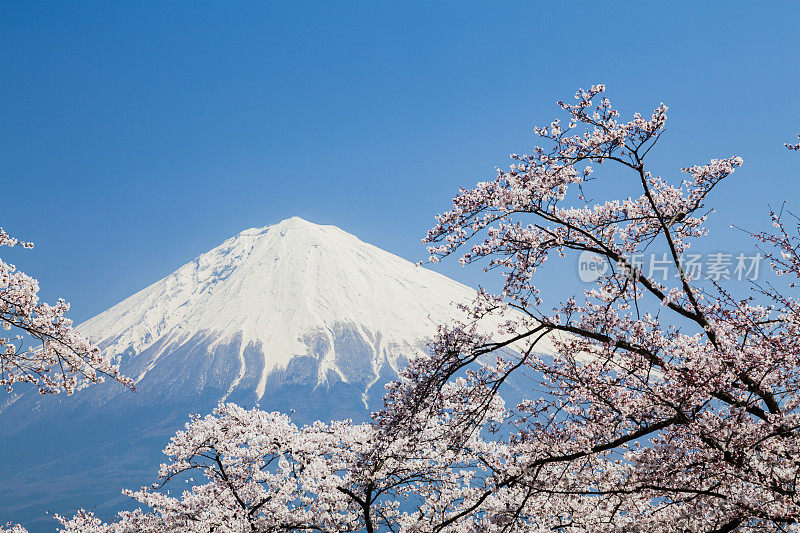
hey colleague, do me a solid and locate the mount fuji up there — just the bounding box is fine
[74,216,481,411]
[0,217,517,531]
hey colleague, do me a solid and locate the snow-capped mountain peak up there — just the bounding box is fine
[78,217,479,403]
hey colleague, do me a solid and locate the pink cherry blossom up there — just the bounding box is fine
[0,228,133,395]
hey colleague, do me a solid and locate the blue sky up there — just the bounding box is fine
[2,1,799,322]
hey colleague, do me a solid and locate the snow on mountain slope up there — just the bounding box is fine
[77,217,485,404]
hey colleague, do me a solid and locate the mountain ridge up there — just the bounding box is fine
[73,216,479,407]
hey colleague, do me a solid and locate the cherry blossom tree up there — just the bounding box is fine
[0,228,132,395]
[1,229,134,533]
[56,404,373,532]
[56,378,508,532]
[59,86,800,531]
[381,84,800,531]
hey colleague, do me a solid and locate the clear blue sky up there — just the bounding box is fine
[2,1,799,322]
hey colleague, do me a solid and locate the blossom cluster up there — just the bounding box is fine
[0,227,132,394]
